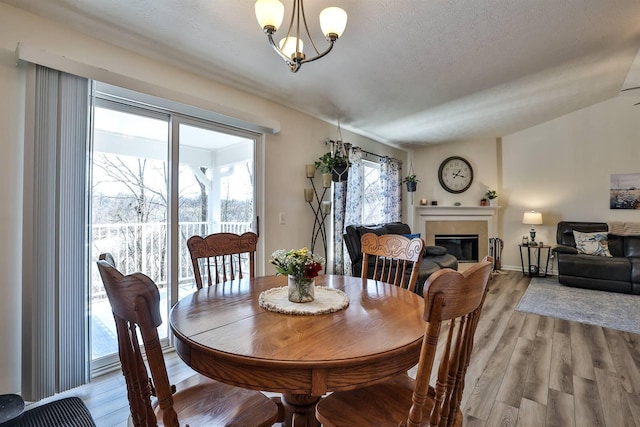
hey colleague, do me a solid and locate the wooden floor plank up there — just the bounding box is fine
[586,326,616,372]
[516,398,546,427]
[573,376,606,427]
[520,313,540,341]
[484,401,518,427]
[495,337,532,408]
[546,389,575,427]
[626,392,640,426]
[549,331,573,395]
[595,367,634,427]
[569,322,596,381]
[603,328,640,395]
[536,315,554,339]
[464,311,525,420]
[523,335,552,405]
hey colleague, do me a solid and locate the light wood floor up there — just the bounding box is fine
[36,271,640,426]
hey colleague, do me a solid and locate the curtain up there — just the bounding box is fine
[22,65,89,400]
[341,149,364,275]
[332,179,348,274]
[380,157,402,223]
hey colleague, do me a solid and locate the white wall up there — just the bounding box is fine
[502,96,640,271]
[412,138,500,208]
[412,96,640,274]
[0,44,25,394]
[0,3,406,393]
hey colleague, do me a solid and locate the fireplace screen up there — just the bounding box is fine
[435,234,479,263]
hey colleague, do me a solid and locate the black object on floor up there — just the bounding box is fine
[0,395,95,427]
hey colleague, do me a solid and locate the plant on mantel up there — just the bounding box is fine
[485,190,498,206]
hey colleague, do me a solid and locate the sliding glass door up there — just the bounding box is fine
[176,118,256,299]
[89,100,170,367]
[88,90,259,372]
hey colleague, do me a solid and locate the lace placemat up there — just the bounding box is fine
[259,286,350,315]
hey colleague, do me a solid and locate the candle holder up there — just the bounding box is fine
[304,165,331,260]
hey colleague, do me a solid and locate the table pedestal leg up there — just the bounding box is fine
[281,393,321,427]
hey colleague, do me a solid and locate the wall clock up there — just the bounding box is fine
[438,156,474,194]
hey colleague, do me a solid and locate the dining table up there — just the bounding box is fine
[169,274,425,427]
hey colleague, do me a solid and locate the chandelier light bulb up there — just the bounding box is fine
[319,7,347,39]
[255,0,284,31]
[279,37,303,59]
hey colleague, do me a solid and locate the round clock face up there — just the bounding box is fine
[438,156,474,194]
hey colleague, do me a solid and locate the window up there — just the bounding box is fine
[362,161,384,224]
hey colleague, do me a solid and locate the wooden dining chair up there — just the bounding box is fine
[96,253,279,427]
[360,232,425,292]
[316,258,493,427]
[187,232,257,289]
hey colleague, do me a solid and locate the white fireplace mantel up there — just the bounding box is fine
[417,206,500,259]
[416,206,500,216]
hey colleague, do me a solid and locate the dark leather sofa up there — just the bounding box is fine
[344,222,458,295]
[555,221,640,294]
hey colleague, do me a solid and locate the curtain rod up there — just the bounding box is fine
[354,147,402,168]
[325,139,402,166]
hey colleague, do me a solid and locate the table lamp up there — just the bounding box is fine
[522,210,543,246]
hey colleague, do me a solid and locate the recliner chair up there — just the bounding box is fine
[344,222,458,295]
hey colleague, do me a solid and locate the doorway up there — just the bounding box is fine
[89,88,258,373]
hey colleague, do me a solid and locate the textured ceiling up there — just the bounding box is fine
[4,0,640,147]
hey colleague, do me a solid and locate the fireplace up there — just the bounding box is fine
[435,234,479,263]
[417,206,499,262]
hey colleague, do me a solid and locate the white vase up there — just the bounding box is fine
[288,275,315,303]
[489,198,497,207]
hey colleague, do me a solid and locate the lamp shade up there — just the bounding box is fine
[319,7,347,38]
[522,211,543,225]
[255,0,285,30]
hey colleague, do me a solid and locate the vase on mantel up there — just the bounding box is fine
[288,275,315,303]
[489,198,497,207]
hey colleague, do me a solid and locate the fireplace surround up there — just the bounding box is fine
[417,206,499,262]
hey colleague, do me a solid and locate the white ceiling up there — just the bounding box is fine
[4,0,640,147]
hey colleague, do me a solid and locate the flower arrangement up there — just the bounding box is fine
[270,247,325,282]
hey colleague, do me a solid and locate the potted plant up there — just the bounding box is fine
[402,174,420,192]
[485,190,498,206]
[315,152,351,182]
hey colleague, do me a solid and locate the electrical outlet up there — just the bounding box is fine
[279,212,285,225]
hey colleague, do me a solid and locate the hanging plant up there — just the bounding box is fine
[401,160,420,192]
[314,118,351,182]
[315,152,351,182]
[402,174,420,192]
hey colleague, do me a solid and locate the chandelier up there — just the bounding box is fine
[255,0,347,73]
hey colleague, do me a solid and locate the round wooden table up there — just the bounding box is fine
[170,274,425,427]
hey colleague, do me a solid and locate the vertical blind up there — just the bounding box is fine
[22,65,89,401]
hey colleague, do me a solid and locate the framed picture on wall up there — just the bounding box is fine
[610,173,640,209]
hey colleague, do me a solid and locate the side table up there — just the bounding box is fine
[519,244,552,277]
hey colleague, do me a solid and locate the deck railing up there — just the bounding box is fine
[90,221,252,296]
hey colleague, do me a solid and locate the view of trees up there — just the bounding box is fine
[91,152,253,291]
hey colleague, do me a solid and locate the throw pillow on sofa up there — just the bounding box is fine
[402,233,421,240]
[572,230,612,257]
